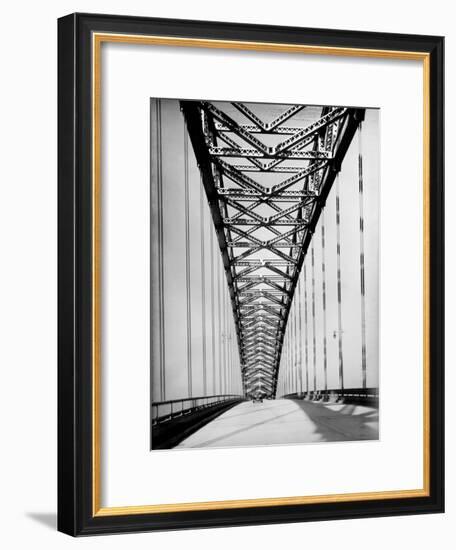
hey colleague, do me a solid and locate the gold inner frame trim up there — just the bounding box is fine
[92,32,431,517]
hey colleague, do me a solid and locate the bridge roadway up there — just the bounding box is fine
[177,398,379,448]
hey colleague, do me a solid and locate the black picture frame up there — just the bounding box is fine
[58,12,444,536]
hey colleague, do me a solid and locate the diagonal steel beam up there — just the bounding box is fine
[181,100,364,397]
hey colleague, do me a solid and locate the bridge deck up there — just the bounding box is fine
[177,398,379,448]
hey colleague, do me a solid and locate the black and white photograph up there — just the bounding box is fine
[150,99,380,450]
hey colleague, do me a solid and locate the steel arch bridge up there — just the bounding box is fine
[181,101,364,399]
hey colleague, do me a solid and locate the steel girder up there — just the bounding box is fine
[181,101,364,398]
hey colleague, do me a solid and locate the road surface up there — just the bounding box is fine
[177,398,379,448]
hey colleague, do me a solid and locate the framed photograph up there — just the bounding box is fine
[58,13,444,536]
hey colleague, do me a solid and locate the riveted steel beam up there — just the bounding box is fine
[182,100,363,396]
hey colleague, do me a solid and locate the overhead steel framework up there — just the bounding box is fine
[181,100,364,398]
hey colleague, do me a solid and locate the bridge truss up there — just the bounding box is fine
[181,101,364,398]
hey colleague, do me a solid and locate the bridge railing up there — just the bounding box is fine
[152,394,244,425]
[283,387,379,407]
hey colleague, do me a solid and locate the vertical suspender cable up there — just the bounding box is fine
[200,182,207,395]
[227,303,231,393]
[184,130,192,397]
[217,257,222,394]
[304,264,309,393]
[289,331,292,394]
[358,123,367,389]
[296,286,299,395]
[298,278,303,394]
[336,175,344,392]
[311,243,317,392]
[225,301,228,394]
[156,100,166,401]
[290,310,294,393]
[294,307,298,392]
[321,209,328,393]
[222,290,226,394]
[210,229,216,394]
[287,334,290,394]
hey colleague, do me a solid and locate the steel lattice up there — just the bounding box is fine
[181,101,363,397]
